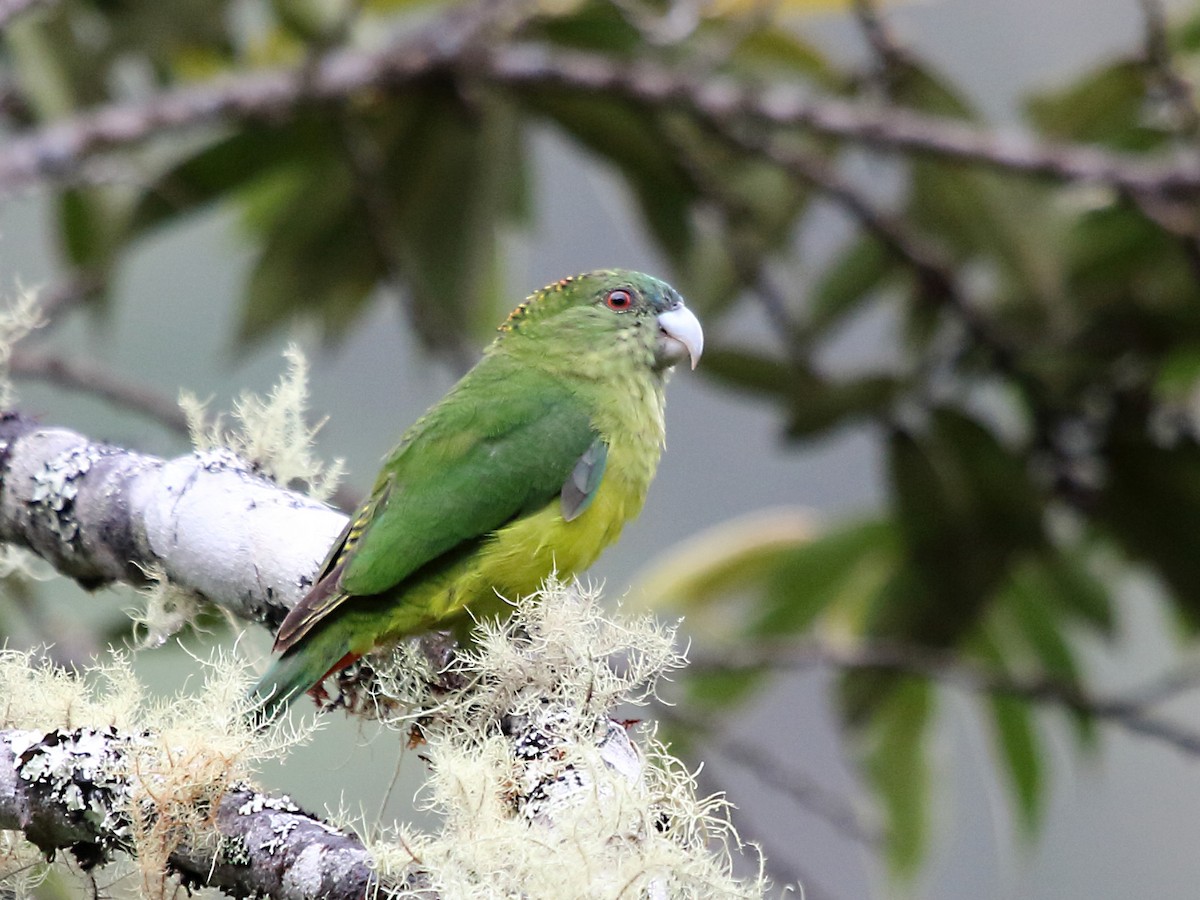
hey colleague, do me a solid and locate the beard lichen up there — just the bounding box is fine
[0,648,317,899]
[179,343,344,502]
[363,578,768,899]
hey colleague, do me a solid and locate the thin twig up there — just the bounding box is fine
[658,704,879,846]
[690,640,1200,757]
[33,269,105,329]
[9,348,192,433]
[851,0,908,85]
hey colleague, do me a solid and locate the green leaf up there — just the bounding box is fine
[685,667,766,710]
[130,117,335,238]
[527,91,695,262]
[526,0,645,54]
[725,25,842,89]
[1011,554,1113,637]
[239,161,377,344]
[225,87,524,351]
[805,235,896,337]
[58,188,123,271]
[785,375,899,437]
[1026,60,1162,151]
[700,348,799,400]
[1098,414,1200,626]
[857,677,933,873]
[989,694,1043,833]
[754,519,897,635]
[878,410,1045,648]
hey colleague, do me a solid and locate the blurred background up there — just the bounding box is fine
[4,0,1200,896]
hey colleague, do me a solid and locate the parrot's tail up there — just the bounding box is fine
[249,633,361,727]
[249,652,318,727]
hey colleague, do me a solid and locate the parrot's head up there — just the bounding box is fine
[497,270,704,376]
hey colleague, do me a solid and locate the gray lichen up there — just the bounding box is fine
[29,444,109,547]
[14,726,136,863]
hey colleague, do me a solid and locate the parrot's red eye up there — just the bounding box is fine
[605,289,634,311]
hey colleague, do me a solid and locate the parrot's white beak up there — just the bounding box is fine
[656,305,704,370]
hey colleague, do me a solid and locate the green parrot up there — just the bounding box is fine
[252,269,703,719]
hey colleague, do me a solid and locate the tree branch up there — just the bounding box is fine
[9,349,192,434]
[0,411,343,626]
[0,727,383,899]
[690,639,1200,757]
[5,35,1200,197]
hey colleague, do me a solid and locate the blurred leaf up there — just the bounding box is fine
[59,188,123,272]
[631,508,814,616]
[877,409,1045,647]
[1066,204,1200,322]
[989,694,1043,832]
[685,666,766,709]
[988,563,1098,746]
[858,677,932,874]
[884,58,977,119]
[805,234,896,337]
[702,347,899,437]
[725,25,842,90]
[182,86,525,350]
[907,163,1063,313]
[754,518,897,635]
[526,0,645,54]
[701,347,798,399]
[1098,411,1200,625]
[130,117,335,236]
[1010,554,1114,637]
[1026,60,1162,151]
[786,375,899,437]
[239,160,378,344]
[527,91,695,261]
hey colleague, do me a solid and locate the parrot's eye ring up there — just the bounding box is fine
[604,288,635,311]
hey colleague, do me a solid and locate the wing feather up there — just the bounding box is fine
[274,363,598,651]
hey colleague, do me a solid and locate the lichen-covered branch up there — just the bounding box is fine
[0,728,378,898]
[0,411,344,627]
[0,584,765,898]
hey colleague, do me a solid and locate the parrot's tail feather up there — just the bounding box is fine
[248,628,366,728]
[250,648,338,727]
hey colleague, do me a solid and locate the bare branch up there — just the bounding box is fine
[690,640,1200,757]
[657,704,878,847]
[488,45,1200,194]
[5,37,1200,198]
[10,349,192,434]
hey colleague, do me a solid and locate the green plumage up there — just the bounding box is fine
[252,270,703,720]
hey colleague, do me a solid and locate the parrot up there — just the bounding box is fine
[251,269,703,720]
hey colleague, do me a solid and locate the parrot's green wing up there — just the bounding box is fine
[274,365,601,652]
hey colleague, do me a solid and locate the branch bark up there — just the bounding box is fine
[5,32,1200,197]
[0,411,344,626]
